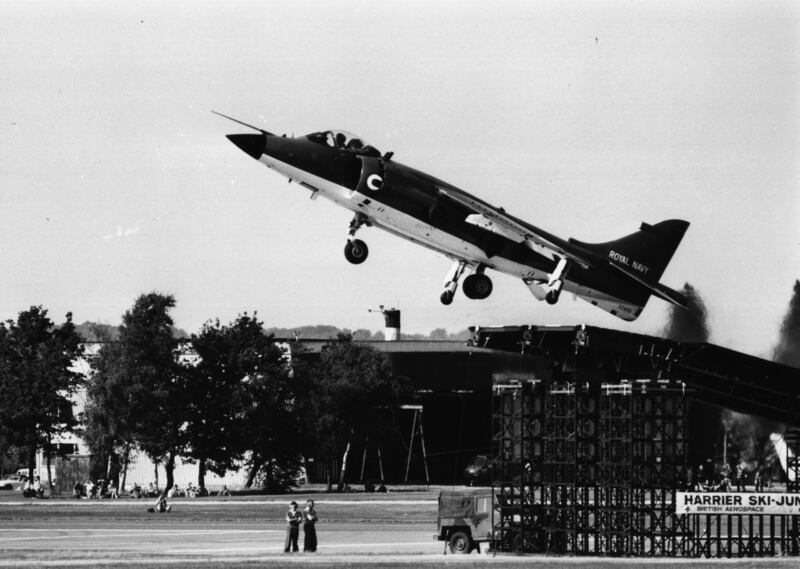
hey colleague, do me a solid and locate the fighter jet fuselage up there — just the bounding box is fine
[220,114,689,321]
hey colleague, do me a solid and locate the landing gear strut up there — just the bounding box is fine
[440,260,467,305]
[545,257,571,305]
[344,213,370,265]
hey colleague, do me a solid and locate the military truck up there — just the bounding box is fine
[435,487,494,554]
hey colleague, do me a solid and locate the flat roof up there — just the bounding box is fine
[278,339,472,354]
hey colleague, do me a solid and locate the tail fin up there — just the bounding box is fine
[570,219,690,284]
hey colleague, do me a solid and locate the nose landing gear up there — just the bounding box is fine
[344,213,371,265]
[344,239,369,264]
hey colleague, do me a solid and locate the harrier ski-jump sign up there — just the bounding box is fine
[677,492,800,515]
[217,112,690,321]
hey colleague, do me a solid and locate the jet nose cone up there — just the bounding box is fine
[226,133,266,159]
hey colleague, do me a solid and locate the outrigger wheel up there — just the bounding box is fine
[545,288,560,305]
[344,239,369,264]
[440,290,455,305]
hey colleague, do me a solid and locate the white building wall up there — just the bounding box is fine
[121,451,250,492]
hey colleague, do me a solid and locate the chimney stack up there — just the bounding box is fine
[382,307,401,341]
[370,305,401,341]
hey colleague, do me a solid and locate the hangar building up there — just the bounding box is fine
[287,324,800,486]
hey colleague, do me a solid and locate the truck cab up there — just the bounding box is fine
[435,488,494,554]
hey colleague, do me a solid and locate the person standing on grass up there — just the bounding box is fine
[303,499,318,552]
[284,501,302,553]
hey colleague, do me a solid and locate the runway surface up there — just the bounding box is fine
[1,493,799,568]
[0,493,445,567]
[0,524,441,564]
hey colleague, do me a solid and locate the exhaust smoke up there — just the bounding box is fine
[721,281,800,482]
[661,283,717,471]
[766,281,800,481]
[773,280,800,368]
[661,283,709,343]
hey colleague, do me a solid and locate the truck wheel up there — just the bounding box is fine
[449,531,472,554]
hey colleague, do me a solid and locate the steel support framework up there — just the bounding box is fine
[492,381,539,552]
[491,379,799,557]
[785,427,800,556]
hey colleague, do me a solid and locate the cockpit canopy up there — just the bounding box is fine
[306,129,378,154]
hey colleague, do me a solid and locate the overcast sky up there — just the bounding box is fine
[1,1,798,358]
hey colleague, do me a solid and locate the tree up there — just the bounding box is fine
[187,313,299,491]
[82,334,137,487]
[300,334,411,491]
[722,411,782,483]
[111,293,187,492]
[0,307,83,482]
[429,328,448,341]
[0,441,25,478]
[351,328,376,341]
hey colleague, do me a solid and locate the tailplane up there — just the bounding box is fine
[570,219,690,285]
[566,219,690,317]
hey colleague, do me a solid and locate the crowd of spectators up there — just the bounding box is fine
[166,483,212,498]
[689,461,774,493]
[71,478,119,499]
[64,479,231,499]
[22,476,48,498]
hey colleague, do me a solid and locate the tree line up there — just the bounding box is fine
[73,321,472,343]
[0,293,411,492]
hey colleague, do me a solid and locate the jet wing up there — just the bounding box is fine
[438,187,595,269]
[439,186,688,308]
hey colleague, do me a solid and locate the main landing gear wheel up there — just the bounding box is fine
[440,290,455,305]
[462,274,493,300]
[344,239,369,264]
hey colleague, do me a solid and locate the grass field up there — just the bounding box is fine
[1,489,800,568]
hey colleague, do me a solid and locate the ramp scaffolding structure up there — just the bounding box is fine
[492,378,800,557]
[472,324,800,425]
[493,378,691,556]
